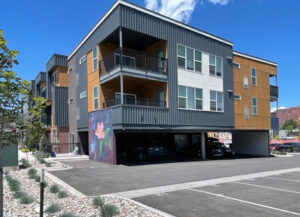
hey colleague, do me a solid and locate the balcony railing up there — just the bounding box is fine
[270,85,278,101]
[103,97,166,109]
[99,47,168,77]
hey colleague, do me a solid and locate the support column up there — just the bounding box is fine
[201,132,206,160]
[119,27,124,104]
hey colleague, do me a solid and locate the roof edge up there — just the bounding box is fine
[233,51,277,67]
[67,0,233,61]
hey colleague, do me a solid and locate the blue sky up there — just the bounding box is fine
[1,0,299,108]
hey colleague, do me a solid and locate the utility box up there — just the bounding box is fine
[2,144,18,171]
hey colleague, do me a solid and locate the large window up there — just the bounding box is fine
[210,90,223,112]
[252,97,257,115]
[209,55,223,77]
[251,68,257,86]
[178,85,203,110]
[177,45,202,73]
[92,47,98,71]
[93,86,99,110]
[243,76,248,89]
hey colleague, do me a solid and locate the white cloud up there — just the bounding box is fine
[208,0,231,5]
[144,0,198,23]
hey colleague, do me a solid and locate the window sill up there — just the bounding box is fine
[178,108,224,113]
[178,67,202,74]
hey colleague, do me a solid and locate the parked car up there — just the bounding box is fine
[206,139,235,158]
[269,143,282,151]
[275,142,300,152]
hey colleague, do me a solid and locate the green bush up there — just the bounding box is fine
[8,179,21,192]
[101,204,120,217]
[28,168,37,179]
[5,175,13,182]
[44,181,49,187]
[49,185,60,194]
[4,171,9,175]
[20,158,31,168]
[92,197,104,207]
[57,190,68,198]
[13,191,27,199]
[38,158,46,164]
[19,195,34,204]
[45,203,61,213]
[59,213,77,217]
[45,162,52,167]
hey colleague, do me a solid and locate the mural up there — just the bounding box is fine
[88,109,116,164]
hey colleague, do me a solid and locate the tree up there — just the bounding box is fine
[0,29,29,216]
[281,119,298,137]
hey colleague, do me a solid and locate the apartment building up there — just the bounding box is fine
[231,52,279,156]
[67,0,278,164]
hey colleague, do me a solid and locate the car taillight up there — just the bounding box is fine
[148,147,153,150]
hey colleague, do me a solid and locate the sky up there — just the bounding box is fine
[1,0,299,109]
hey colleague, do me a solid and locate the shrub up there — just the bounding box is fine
[8,179,21,192]
[19,195,34,204]
[20,148,30,153]
[101,204,120,217]
[49,185,60,194]
[4,171,9,175]
[44,181,49,187]
[35,176,41,183]
[45,203,61,213]
[46,162,52,167]
[20,158,31,168]
[59,213,77,217]
[38,158,46,164]
[5,175,13,182]
[13,191,27,199]
[28,168,37,179]
[57,190,68,198]
[92,197,104,207]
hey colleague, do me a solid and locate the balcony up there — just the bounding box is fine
[103,96,166,109]
[99,47,168,84]
[271,116,279,130]
[270,85,278,102]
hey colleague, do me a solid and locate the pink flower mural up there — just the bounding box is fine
[95,122,105,139]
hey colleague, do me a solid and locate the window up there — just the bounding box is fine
[186,48,194,70]
[195,50,202,72]
[93,86,99,110]
[252,97,257,115]
[68,97,74,104]
[244,107,249,119]
[233,62,240,69]
[251,68,257,86]
[243,76,248,89]
[195,88,203,110]
[79,55,86,64]
[177,45,186,68]
[178,85,203,110]
[92,47,98,71]
[178,85,187,109]
[209,55,223,77]
[210,90,223,112]
[80,91,87,99]
[51,72,57,84]
[233,94,241,100]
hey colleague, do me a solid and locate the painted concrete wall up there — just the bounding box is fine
[232,131,269,157]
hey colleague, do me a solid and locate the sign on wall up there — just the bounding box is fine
[88,109,116,164]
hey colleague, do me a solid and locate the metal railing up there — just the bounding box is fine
[103,97,166,109]
[99,47,168,77]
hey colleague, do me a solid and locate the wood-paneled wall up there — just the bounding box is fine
[55,66,68,87]
[233,55,277,130]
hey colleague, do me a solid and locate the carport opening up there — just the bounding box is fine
[115,133,204,165]
[78,131,89,155]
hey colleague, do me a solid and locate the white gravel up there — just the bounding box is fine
[4,158,163,217]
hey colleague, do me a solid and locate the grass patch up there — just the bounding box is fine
[8,179,21,192]
[92,197,104,207]
[13,191,27,199]
[28,168,37,179]
[57,190,68,198]
[45,203,61,214]
[49,185,60,194]
[19,195,34,204]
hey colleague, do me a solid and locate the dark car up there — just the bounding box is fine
[269,143,282,151]
[275,142,300,152]
[206,140,235,158]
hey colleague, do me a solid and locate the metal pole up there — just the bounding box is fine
[201,132,206,160]
[40,169,45,217]
[119,27,124,105]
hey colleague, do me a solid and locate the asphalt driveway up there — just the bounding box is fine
[50,154,300,196]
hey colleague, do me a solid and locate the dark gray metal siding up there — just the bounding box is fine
[53,86,69,126]
[35,72,46,85]
[73,6,121,129]
[120,5,234,129]
[46,54,68,72]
